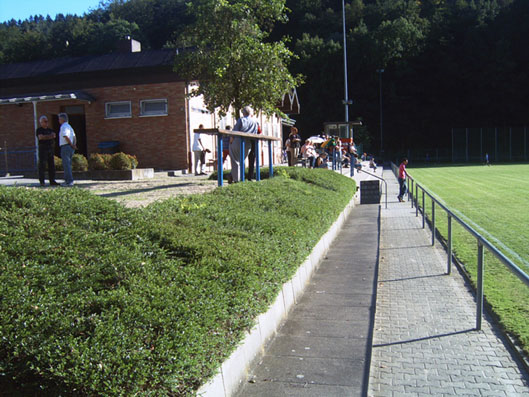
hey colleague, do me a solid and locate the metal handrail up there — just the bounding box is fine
[391,163,529,330]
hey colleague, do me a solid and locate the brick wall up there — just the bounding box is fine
[0,81,190,170]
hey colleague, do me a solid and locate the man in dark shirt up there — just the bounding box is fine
[36,115,59,187]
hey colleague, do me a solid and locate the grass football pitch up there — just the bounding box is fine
[408,163,529,355]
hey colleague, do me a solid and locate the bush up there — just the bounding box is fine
[88,153,110,170]
[54,155,63,171]
[0,168,355,396]
[109,152,133,170]
[72,154,88,171]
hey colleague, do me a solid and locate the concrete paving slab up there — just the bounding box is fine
[236,204,380,397]
[266,334,369,360]
[251,355,365,387]
[236,381,359,397]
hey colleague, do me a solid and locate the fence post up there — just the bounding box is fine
[431,201,435,246]
[422,190,425,229]
[415,183,419,217]
[410,179,413,206]
[447,215,452,275]
[217,134,224,187]
[476,241,484,330]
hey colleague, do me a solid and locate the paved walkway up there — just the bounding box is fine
[369,169,529,396]
[236,168,529,396]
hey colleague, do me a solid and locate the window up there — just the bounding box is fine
[105,101,131,118]
[140,99,168,117]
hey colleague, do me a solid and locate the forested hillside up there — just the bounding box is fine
[1,0,527,157]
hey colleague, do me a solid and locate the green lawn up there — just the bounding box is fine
[409,164,529,354]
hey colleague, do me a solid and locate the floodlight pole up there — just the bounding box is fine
[377,69,384,159]
[342,0,349,123]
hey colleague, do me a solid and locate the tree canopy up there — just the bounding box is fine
[1,0,528,156]
[173,0,303,118]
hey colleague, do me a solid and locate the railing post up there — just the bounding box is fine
[268,140,274,178]
[431,201,435,246]
[447,215,452,275]
[476,241,484,330]
[240,138,245,182]
[217,134,224,187]
[410,179,414,208]
[255,138,261,181]
[422,190,425,229]
[415,183,419,217]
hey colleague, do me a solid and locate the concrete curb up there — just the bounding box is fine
[197,196,356,397]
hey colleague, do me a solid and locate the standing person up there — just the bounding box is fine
[58,113,76,187]
[286,127,301,166]
[397,157,408,202]
[485,152,490,166]
[36,115,59,187]
[229,106,259,183]
[193,124,206,175]
[221,126,232,165]
[247,123,261,181]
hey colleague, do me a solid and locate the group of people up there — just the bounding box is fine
[286,132,361,170]
[193,106,261,183]
[36,113,77,187]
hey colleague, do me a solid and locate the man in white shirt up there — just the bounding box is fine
[58,113,77,187]
[193,124,206,175]
[229,106,259,183]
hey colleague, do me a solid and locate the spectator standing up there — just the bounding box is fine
[36,115,59,187]
[248,123,261,181]
[221,126,232,165]
[229,106,259,183]
[397,158,408,202]
[485,152,490,166]
[193,124,206,175]
[286,127,301,166]
[58,113,76,187]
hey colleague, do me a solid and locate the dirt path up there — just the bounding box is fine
[74,173,218,208]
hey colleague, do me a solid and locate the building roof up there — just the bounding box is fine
[0,49,176,81]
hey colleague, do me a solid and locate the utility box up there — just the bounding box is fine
[360,180,380,204]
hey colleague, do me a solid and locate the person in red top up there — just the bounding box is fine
[398,158,408,202]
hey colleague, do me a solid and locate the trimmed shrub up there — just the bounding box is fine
[72,154,88,171]
[0,168,355,396]
[128,154,139,169]
[54,155,63,171]
[109,152,133,170]
[88,153,110,170]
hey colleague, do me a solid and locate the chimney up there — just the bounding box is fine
[117,36,141,53]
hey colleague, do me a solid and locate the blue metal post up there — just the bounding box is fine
[256,139,261,181]
[431,201,436,246]
[268,140,274,178]
[447,215,452,275]
[217,134,223,187]
[477,242,484,330]
[240,138,245,182]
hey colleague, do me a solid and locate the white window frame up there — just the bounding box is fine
[105,101,132,119]
[140,99,168,117]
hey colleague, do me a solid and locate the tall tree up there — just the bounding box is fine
[174,0,303,117]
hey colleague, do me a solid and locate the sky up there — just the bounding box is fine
[0,0,104,23]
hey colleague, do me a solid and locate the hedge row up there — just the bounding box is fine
[0,167,355,396]
[53,152,139,172]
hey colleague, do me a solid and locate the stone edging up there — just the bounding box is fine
[196,196,356,397]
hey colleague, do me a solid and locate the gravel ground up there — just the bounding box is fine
[73,172,218,208]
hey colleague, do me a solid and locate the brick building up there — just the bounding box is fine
[0,39,299,173]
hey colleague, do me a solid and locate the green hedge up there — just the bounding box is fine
[0,168,355,396]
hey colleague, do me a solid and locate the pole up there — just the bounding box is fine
[377,69,384,158]
[342,0,349,123]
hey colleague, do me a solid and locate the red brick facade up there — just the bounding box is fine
[0,81,190,170]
